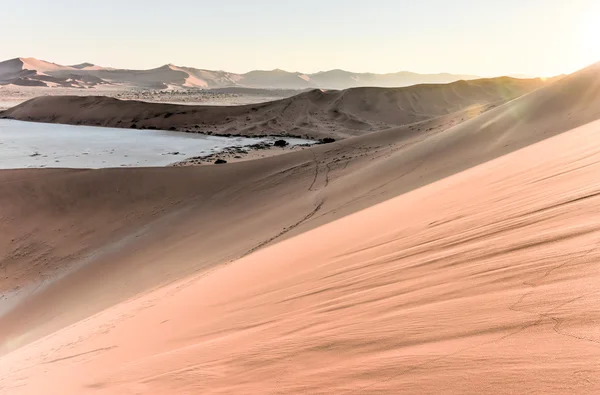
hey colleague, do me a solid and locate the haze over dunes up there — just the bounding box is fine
[1,76,547,139]
[0,57,483,90]
[1,61,600,393]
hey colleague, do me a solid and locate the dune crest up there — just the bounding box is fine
[1,76,546,139]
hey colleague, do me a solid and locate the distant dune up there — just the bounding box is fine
[1,61,600,393]
[0,57,106,88]
[1,76,547,139]
[0,57,485,90]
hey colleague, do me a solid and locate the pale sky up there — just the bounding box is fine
[1,0,599,77]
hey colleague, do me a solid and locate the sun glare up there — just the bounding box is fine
[580,7,600,60]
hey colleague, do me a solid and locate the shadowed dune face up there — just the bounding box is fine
[1,118,600,394]
[0,74,558,301]
[0,76,546,139]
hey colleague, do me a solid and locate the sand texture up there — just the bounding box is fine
[2,112,600,395]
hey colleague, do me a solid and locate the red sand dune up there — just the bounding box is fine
[1,63,600,394]
[1,118,600,394]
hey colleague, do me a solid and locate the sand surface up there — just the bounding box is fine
[1,63,599,351]
[2,116,600,394]
[1,63,600,393]
[0,85,301,111]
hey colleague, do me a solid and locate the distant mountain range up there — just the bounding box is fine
[0,57,482,90]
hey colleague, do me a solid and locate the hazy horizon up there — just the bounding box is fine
[2,57,515,77]
[2,0,600,77]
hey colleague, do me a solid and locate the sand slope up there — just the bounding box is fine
[1,63,600,393]
[1,63,599,360]
[0,76,546,139]
[2,116,600,394]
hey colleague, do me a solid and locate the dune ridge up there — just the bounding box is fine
[1,76,546,139]
[0,57,483,89]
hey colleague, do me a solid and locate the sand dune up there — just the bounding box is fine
[1,63,600,393]
[2,112,600,394]
[19,58,71,73]
[0,58,106,88]
[1,76,546,139]
[0,57,483,89]
[0,62,598,355]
